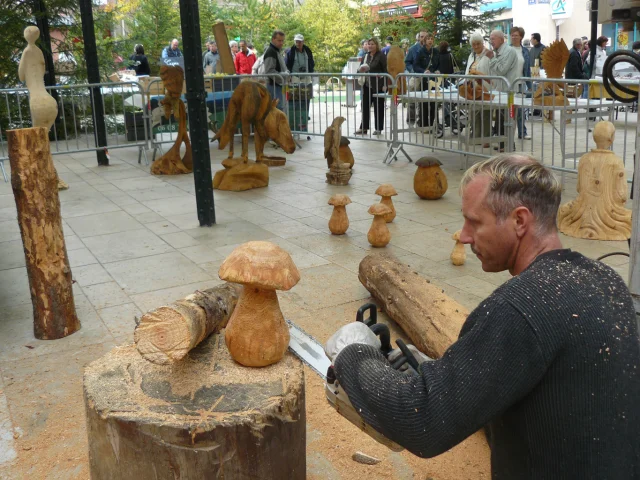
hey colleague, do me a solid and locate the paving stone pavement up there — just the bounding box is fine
[0,135,631,479]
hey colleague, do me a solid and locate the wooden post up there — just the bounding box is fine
[134,283,242,365]
[212,22,237,75]
[7,127,79,340]
[84,333,306,479]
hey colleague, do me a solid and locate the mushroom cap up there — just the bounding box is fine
[328,194,352,206]
[218,241,300,290]
[375,184,398,197]
[415,156,443,168]
[368,203,393,216]
[452,229,462,241]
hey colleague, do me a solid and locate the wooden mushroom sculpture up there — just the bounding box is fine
[218,241,300,367]
[450,230,466,265]
[375,184,398,223]
[368,203,392,247]
[414,157,448,200]
[328,194,351,235]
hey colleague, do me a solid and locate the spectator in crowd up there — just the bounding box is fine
[466,33,491,145]
[510,26,531,140]
[129,44,150,76]
[247,42,257,56]
[203,40,220,73]
[263,30,289,110]
[357,39,369,60]
[581,39,590,63]
[381,36,393,55]
[529,33,545,68]
[404,31,427,125]
[566,37,589,80]
[285,33,315,76]
[487,29,518,152]
[438,41,455,128]
[414,32,440,129]
[162,38,182,58]
[593,35,609,77]
[355,37,388,136]
[400,38,410,55]
[234,40,256,74]
[229,40,239,61]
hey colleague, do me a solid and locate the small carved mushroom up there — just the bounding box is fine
[414,157,448,200]
[218,241,300,367]
[368,203,393,247]
[450,230,466,266]
[375,184,398,223]
[328,194,352,235]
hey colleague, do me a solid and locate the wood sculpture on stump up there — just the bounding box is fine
[533,39,570,107]
[8,127,79,339]
[134,283,242,365]
[358,252,490,464]
[218,241,300,367]
[325,116,352,185]
[84,334,306,479]
[19,26,68,191]
[213,157,270,191]
[557,121,632,240]
[339,137,355,169]
[150,66,193,175]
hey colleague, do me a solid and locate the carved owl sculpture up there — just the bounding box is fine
[541,39,570,78]
[324,116,346,169]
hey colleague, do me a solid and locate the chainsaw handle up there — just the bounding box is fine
[356,303,377,327]
[369,323,392,356]
[395,339,420,371]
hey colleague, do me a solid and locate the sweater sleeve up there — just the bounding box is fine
[333,295,550,458]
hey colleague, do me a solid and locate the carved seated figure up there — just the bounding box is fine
[557,121,631,241]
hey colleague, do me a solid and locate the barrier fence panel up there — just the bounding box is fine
[0,81,148,181]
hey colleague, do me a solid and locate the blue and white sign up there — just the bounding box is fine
[551,0,572,18]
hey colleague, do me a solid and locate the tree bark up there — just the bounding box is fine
[358,252,469,360]
[134,283,242,365]
[84,334,306,480]
[7,127,79,340]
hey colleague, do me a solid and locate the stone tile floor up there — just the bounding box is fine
[0,136,631,479]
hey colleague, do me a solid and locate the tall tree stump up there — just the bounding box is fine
[84,333,306,479]
[7,127,79,340]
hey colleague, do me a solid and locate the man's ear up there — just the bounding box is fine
[512,206,534,238]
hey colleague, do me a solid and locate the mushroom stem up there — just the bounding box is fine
[380,196,396,223]
[368,216,391,247]
[225,285,290,367]
[329,205,349,235]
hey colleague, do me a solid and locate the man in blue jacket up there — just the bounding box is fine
[404,31,427,125]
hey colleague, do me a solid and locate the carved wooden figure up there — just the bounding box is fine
[325,116,353,185]
[213,157,269,191]
[387,46,407,94]
[150,66,193,175]
[450,230,466,265]
[375,184,398,223]
[557,121,632,240]
[339,137,355,169]
[214,81,295,164]
[414,157,448,199]
[368,203,392,247]
[328,194,352,235]
[19,26,68,190]
[218,241,300,367]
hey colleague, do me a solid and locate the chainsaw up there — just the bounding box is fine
[287,303,419,452]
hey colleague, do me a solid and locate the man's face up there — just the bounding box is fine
[231,44,239,54]
[575,41,583,51]
[240,41,248,53]
[273,34,285,49]
[419,32,427,44]
[460,176,518,272]
[489,33,504,50]
[171,40,179,50]
[211,43,218,53]
[510,31,522,47]
[295,40,303,51]
[471,40,484,54]
[425,36,434,49]
[530,36,538,46]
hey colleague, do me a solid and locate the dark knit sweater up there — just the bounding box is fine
[335,250,640,479]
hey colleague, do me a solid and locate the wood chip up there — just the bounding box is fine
[352,451,381,465]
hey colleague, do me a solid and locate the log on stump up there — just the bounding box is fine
[134,283,242,365]
[84,333,305,480]
[7,127,79,340]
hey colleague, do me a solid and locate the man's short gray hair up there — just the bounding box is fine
[470,33,484,44]
[229,40,238,48]
[461,154,562,235]
[490,29,505,39]
[573,37,583,47]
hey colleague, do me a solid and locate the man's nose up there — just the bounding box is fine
[459,225,473,245]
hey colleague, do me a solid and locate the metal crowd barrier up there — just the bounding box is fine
[0,81,149,182]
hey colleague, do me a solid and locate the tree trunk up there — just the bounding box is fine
[7,127,79,340]
[358,252,469,360]
[84,334,306,480]
[134,283,242,365]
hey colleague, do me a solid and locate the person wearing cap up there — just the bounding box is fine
[381,36,393,55]
[234,40,256,75]
[285,33,315,77]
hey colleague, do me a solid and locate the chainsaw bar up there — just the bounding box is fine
[286,320,331,379]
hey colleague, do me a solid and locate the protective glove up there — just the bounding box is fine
[387,344,434,371]
[324,322,381,364]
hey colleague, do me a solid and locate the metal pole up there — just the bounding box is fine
[178,0,216,226]
[588,0,599,78]
[78,0,109,166]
